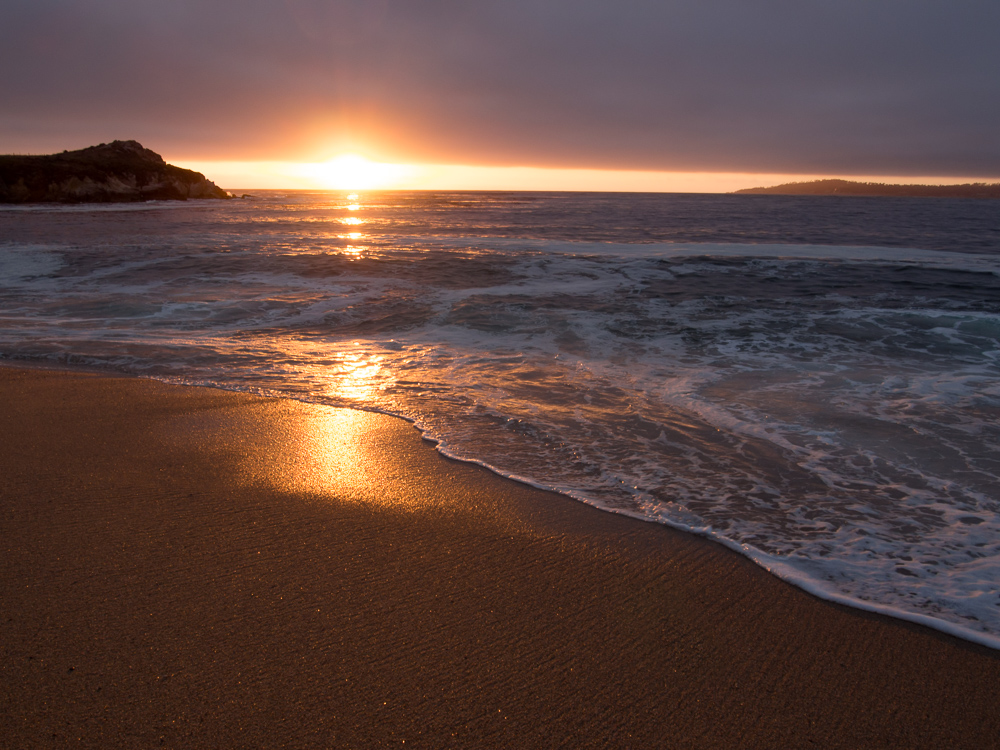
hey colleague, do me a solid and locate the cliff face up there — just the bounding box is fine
[0,140,229,203]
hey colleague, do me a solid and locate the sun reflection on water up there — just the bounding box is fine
[328,351,385,400]
[340,231,367,257]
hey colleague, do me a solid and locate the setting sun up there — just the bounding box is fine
[299,154,412,190]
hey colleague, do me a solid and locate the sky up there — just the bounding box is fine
[2,0,998,191]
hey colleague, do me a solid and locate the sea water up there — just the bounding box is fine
[2,190,999,647]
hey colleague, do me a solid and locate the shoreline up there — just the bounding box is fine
[11,357,996,651]
[430,417,1000,653]
[2,364,999,747]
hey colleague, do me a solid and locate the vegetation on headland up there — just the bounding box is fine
[735,179,1000,198]
[0,140,229,203]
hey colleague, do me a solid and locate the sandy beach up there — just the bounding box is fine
[1,365,998,749]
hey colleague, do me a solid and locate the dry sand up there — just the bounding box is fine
[1,365,998,748]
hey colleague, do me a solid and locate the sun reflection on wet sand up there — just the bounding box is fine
[232,347,457,510]
[288,407,383,496]
[242,402,455,512]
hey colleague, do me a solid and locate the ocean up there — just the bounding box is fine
[2,190,999,648]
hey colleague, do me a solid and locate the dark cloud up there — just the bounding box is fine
[2,0,998,174]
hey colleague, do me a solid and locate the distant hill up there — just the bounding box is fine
[0,140,229,203]
[735,179,1000,198]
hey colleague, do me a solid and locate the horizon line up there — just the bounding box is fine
[172,158,1000,194]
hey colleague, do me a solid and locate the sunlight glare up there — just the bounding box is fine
[302,155,412,190]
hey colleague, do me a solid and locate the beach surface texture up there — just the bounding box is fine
[2,365,998,749]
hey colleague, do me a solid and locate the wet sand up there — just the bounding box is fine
[2,365,998,749]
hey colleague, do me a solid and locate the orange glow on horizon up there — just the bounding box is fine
[174,157,999,194]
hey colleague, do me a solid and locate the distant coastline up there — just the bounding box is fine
[0,140,229,203]
[735,178,1000,198]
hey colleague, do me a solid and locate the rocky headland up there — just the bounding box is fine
[735,178,1000,198]
[0,140,229,203]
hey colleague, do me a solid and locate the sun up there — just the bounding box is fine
[300,154,411,190]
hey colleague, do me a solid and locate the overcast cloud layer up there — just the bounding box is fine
[2,0,998,174]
